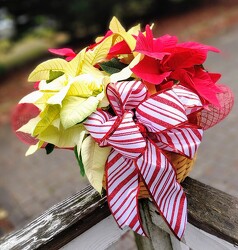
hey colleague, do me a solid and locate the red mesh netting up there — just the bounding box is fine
[198,84,234,130]
[12,103,40,145]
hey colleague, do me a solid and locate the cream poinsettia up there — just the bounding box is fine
[18,36,115,155]
[16,17,142,192]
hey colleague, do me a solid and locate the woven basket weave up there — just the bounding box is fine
[137,152,196,199]
[103,152,196,199]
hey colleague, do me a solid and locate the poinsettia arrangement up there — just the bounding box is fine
[12,17,234,239]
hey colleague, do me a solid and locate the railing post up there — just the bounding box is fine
[135,199,173,250]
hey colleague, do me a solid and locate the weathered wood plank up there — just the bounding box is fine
[61,216,128,250]
[182,177,238,246]
[0,186,110,250]
[139,199,237,250]
[0,177,237,249]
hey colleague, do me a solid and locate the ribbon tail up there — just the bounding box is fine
[106,150,146,236]
[136,140,187,239]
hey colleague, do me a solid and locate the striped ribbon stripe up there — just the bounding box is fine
[136,89,188,133]
[106,83,123,116]
[154,127,203,158]
[107,81,147,115]
[115,81,147,110]
[106,150,145,236]
[107,112,146,159]
[136,140,187,239]
[172,86,203,115]
[85,110,146,158]
[84,110,118,144]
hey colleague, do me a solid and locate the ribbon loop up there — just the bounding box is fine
[136,89,188,133]
[107,80,148,116]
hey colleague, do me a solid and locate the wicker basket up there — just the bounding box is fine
[103,152,196,199]
[138,152,196,199]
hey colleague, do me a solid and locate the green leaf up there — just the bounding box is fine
[100,58,127,75]
[46,71,64,83]
[81,136,111,193]
[45,143,55,155]
[28,58,68,82]
[74,146,85,176]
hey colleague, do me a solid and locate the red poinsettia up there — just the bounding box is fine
[131,25,222,106]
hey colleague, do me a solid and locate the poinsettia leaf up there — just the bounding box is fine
[28,58,68,82]
[48,48,76,57]
[25,140,44,156]
[74,146,85,176]
[109,16,126,33]
[17,116,41,135]
[33,105,60,136]
[37,124,85,148]
[66,48,86,76]
[108,40,131,57]
[135,26,172,60]
[19,91,43,104]
[84,36,113,66]
[67,74,103,98]
[46,71,64,83]
[81,136,111,193]
[99,58,126,75]
[46,85,71,106]
[60,96,99,129]
[45,143,55,155]
[131,56,171,84]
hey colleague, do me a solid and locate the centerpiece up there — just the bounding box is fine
[12,17,234,239]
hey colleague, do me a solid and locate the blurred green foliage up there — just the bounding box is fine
[2,0,203,40]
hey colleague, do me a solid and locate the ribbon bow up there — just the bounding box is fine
[84,80,203,238]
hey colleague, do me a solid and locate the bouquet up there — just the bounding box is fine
[12,17,234,239]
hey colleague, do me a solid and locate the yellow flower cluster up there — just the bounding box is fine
[18,17,140,156]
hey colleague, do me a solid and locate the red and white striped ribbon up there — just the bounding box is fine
[83,109,118,145]
[106,112,146,159]
[107,81,147,115]
[172,85,203,115]
[106,150,146,236]
[83,80,204,239]
[136,89,188,132]
[84,110,146,159]
[136,140,187,239]
[153,126,203,158]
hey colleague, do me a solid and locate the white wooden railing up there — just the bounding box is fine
[0,177,237,250]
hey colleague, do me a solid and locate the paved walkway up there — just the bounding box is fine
[190,24,238,197]
[0,5,238,242]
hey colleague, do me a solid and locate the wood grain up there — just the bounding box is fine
[0,186,110,250]
[0,177,237,249]
[182,177,238,246]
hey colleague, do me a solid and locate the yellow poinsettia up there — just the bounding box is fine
[17,17,142,159]
[14,16,154,194]
[18,36,114,155]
